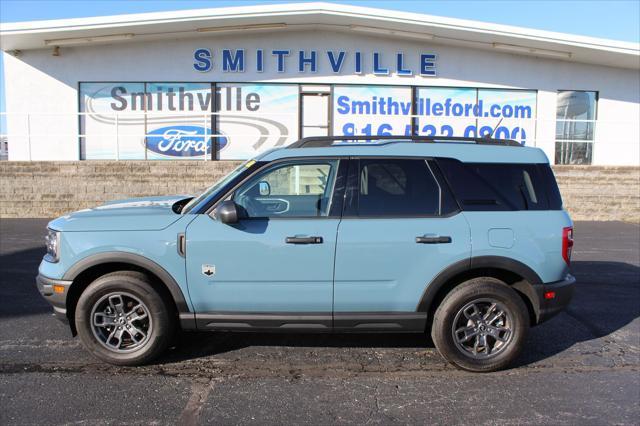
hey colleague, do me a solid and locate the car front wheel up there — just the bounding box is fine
[431,277,530,372]
[75,271,175,366]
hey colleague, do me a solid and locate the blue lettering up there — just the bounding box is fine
[222,49,244,72]
[420,53,437,76]
[256,49,264,72]
[327,51,346,73]
[355,52,362,74]
[396,53,412,75]
[378,123,393,136]
[193,48,212,72]
[298,50,317,72]
[272,50,290,72]
[336,96,350,114]
[373,53,389,75]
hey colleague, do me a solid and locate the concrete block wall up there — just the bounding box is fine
[0,161,242,218]
[0,162,638,222]
[554,166,639,222]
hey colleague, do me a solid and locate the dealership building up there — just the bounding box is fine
[0,2,638,166]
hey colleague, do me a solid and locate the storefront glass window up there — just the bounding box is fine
[415,87,537,145]
[415,87,476,138]
[332,85,413,138]
[216,83,299,160]
[555,91,597,165]
[476,89,537,145]
[145,83,212,160]
[80,83,146,160]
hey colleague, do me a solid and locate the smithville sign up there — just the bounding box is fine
[193,49,437,76]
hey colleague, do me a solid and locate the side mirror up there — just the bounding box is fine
[258,181,271,196]
[215,200,239,224]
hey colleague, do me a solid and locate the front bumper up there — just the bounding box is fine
[36,274,72,323]
[534,274,575,324]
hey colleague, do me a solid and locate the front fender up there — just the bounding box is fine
[62,251,191,313]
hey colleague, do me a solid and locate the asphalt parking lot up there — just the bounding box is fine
[0,219,638,425]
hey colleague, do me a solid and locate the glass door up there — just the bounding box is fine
[301,86,331,137]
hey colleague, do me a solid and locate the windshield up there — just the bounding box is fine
[181,161,253,214]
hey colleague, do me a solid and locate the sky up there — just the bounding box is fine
[1,0,640,131]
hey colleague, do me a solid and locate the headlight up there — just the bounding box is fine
[45,228,60,262]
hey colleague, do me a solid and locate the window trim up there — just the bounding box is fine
[342,156,460,219]
[206,156,348,220]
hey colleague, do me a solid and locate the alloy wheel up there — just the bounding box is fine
[90,292,153,353]
[451,298,514,359]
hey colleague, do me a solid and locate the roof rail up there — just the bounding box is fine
[287,135,523,149]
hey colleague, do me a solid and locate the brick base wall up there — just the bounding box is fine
[553,166,639,222]
[1,162,638,222]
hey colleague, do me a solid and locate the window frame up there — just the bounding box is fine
[206,156,348,220]
[342,156,459,219]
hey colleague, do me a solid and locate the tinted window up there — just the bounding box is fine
[538,164,563,210]
[356,159,441,216]
[437,158,553,211]
[233,160,338,218]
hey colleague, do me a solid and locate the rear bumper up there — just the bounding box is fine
[36,274,72,323]
[534,274,575,324]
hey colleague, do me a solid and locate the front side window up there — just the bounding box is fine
[354,159,441,216]
[233,160,338,218]
[555,90,597,165]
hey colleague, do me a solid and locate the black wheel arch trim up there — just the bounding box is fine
[62,252,192,315]
[416,255,544,316]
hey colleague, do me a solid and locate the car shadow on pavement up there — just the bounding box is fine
[159,260,640,368]
[0,247,53,318]
[515,260,640,367]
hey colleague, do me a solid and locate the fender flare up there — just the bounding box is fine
[416,255,543,313]
[63,251,191,313]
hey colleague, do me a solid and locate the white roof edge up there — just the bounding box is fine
[1,2,638,54]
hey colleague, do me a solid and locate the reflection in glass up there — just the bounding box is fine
[555,91,597,165]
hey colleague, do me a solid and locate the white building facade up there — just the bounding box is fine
[1,2,639,165]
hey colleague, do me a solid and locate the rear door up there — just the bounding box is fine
[333,157,471,330]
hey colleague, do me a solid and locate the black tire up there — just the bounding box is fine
[75,271,175,366]
[431,277,529,372]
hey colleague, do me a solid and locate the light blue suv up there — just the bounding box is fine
[37,136,575,372]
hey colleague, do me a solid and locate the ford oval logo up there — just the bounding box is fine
[146,126,228,157]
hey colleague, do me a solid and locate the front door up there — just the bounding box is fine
[333,158,471,330]
[185,158,346,329]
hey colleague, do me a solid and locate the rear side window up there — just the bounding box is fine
[437,158,558,211]
[354,159,441,216]
[538,164,563,210]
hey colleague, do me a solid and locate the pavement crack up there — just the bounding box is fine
[177,378,219,426]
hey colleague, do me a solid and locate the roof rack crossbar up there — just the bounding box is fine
[287,135,523,148]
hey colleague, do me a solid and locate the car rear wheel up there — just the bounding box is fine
[75,271,175,366]
[431,277,529,372]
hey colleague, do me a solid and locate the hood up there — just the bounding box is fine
[48,195,192,232]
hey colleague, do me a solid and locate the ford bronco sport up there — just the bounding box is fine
[37,136,575,372]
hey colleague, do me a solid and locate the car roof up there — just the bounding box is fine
[259,140,550,164]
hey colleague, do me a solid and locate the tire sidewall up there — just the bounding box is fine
[432,278,529,372]
[75,273,172,366]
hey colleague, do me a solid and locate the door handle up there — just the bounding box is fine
[416,235,452,244]
[286,236,323,244]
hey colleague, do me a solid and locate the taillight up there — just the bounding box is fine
[562,227,574,265]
